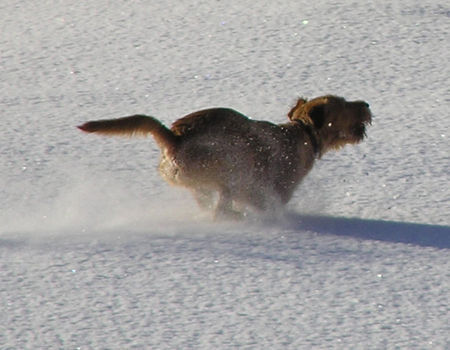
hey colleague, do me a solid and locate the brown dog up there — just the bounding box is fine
[78,95,372,219]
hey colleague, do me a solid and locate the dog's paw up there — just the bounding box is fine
[213,208,245,222]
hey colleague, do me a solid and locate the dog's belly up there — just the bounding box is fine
[158,128,315,210]
[166,139,257,190]
[158,149,235,191]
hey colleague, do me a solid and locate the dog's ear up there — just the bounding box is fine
[308,105,326,129]
[288,98,307,120]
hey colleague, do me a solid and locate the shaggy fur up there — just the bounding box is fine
[78,95,372,219]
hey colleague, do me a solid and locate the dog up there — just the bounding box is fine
[78,95,372,219]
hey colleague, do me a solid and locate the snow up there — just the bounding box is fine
[1,0,449,349]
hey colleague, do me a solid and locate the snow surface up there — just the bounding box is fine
[1,0,449,349]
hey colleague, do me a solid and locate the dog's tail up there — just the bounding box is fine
[77,115,177,151]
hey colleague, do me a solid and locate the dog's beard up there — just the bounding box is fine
[353,123,367,140]
[337,123,366,143]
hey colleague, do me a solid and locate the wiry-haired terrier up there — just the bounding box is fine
[78,95,372,219]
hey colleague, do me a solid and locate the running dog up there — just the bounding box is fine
[78,95,372,219]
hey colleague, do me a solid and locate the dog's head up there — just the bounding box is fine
[288,95,372,154]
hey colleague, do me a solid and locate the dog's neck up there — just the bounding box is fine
[290,120,321,157]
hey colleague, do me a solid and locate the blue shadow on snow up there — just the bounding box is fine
[286,214,450,249]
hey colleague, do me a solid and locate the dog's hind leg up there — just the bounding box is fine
[214,189,243,221]
[192,188,215,210]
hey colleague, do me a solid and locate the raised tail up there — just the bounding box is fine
[78,114,177,151]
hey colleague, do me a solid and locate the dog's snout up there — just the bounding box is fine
[349,100,370,110]
[362,104,372,124]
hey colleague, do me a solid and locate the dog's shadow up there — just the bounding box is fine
[284,213,450,249]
